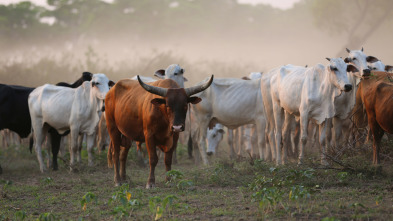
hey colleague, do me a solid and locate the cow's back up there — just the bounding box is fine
[29,84,76,133]
[0,84,34,138]
[194,78,263,128]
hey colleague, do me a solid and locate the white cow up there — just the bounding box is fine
[29,73,112,172]
[191,77,266,165]
[206,123,225,155]
[270,58,356,165]
[366,57,393,72]
[328,48,369,148]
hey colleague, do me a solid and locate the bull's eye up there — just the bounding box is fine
[331,67,338,71]
[174,73,178,75]
[94,82,100,85]
[213,134,216,138]
[352,57,357,60]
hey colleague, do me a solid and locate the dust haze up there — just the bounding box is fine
[0,0,392,86]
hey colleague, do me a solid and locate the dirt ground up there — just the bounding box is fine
[1,140,393,220]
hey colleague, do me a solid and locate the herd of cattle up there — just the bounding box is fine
[0,48,392,187]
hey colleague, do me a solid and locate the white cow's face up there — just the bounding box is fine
[91,73,113,100]
[327,58,353,92]
[206,124,225,155]
[344,48,371,77]
[368,61,385,71]
[154,64,186,88]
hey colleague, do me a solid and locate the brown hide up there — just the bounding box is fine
[355,71,393,165]
[105,79,185,187]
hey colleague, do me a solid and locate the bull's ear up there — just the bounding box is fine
[347,64,359,73]
[188,96,202,104]
[108,80,115,87]
[346,48,351,53]
[366,56,379,63]
[154,69,165,79]
[344,57,351,63]
[183,76,188,82]
[385,65,393,72]
[151,98,166,106]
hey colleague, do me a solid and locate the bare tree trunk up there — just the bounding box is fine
[336,2,392,56]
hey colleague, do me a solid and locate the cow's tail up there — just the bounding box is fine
[187,103,193,159]
[29,134,34,153]
[187,133,193,159]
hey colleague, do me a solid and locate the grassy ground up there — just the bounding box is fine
[1,140,393,221]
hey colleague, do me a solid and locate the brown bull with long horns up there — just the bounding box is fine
[105,75,214,187]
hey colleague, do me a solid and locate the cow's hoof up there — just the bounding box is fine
[40,167,48,173]
[146,183,155,189]
[52,166,58,171]
[88,162,94,167]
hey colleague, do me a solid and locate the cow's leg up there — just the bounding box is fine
[165,133,178,182]
[290,121,300,159]
[318,121,329,166]
[281,112,293,165]
[106,120,122,186]
[49,131,62,171]
[332,117,342,149]
[86,133,96,166]
[255,118,266,161]
[198,120,210,165]
[298,113,309,165]
[45,134,52,169]
[265,120,276,162]
[369,118,384,165]
[145,137,158,189]
[227,129,236,159]
[119,145,131,182]
[33,125,49,173]
[69,129,81,170]
[172,148,178,165]
[273,103,285,165]
[76,134,84,163]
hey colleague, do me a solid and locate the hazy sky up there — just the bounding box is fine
[0,0,302,10]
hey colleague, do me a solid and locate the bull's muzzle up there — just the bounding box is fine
[172,125,185,132]
[207,151,213,156]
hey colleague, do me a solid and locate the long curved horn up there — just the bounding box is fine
[185,75,214,97]
[137,75,168,97]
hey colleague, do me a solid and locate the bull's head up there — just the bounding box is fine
[138,75,214,132]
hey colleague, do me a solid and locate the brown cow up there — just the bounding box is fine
[105,75,213,187]
[354,71,393,165]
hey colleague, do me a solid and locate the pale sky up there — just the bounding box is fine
[0,0,302,10]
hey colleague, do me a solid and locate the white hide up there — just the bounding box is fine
[270,58,352,165]
[191,77,266,165]
[28,73,111,172]
[154,64,187,88]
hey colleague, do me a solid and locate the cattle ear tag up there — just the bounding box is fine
[151,98,166,107]
[188,97,202,104]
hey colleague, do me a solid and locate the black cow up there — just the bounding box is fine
[0,72,92,174]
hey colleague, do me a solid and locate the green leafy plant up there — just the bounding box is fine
[14,210,26,221]
[38,212,56,221]
[109,184,141,219]
[80,192,97,211]
[165,170,184,186]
